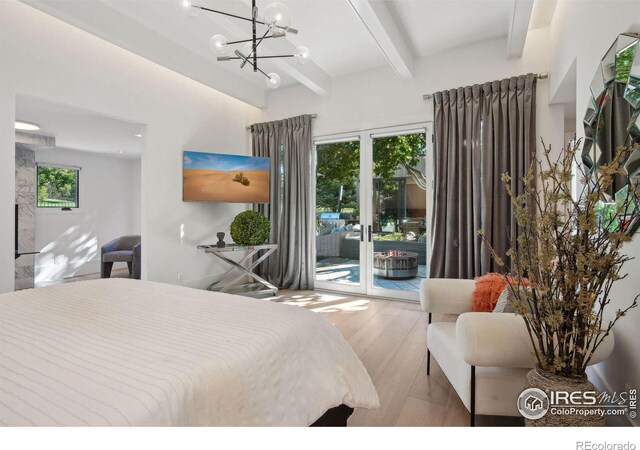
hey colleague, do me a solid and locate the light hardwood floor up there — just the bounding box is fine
[274,289,524,427]
[50,273,522,427]
[36,268,131,287]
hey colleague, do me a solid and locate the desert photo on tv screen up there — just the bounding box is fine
[183,151,270,203]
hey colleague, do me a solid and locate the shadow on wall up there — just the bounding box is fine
[35,213,99,283]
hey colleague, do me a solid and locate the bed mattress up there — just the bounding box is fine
[0,279,379,426]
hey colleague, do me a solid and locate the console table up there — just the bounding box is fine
[197,244,278,298]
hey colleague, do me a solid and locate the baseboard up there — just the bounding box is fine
[35,260,128,282]
[587,365,635,427]
[180,273,225,290]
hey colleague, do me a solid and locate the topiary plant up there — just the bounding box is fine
[230,210,271,246]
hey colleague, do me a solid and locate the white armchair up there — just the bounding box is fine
[420,279,614,426]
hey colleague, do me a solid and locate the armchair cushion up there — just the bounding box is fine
[103,250,134,263]
[455,311,615,368]
[427,321,530,416]
[420,279,475,315]
[456,312,536,368]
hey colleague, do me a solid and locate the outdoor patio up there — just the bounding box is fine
[316,258,426,292]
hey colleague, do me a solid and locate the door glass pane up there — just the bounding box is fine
[371,133,427,293]
[315,140,361,287]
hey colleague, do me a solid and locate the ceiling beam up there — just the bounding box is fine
[507,0,535,59]
[233,0,331,97]
[347,0,414,81]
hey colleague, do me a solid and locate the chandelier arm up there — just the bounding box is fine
[195,5,290,32]
[225,55,294,60]
[256,29,270,47]
[254,29,270,52]
[227,36,275,45]
[235,50,270,78]
[252,0,257,72]
[250,64,270,79]
[254,55,295,59]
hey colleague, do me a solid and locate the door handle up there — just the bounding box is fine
[360,224,364,242]
[368,225,372,243]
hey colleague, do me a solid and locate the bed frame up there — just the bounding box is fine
[310,405,354,426]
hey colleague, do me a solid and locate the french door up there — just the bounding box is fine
[314,125,432,301]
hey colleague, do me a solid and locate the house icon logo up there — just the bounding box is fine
[517,388,549,420]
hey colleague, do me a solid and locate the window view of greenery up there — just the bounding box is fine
[371,133,427,241]
[315,133,427,292]
[37,166,79,208]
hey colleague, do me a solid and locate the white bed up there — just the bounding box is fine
[0,279,379,426]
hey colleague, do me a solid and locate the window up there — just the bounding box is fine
[37,165,80,208]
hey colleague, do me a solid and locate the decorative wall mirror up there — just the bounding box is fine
[583,31,640,235]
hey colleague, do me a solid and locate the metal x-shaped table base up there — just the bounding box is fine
[201,245,278,297]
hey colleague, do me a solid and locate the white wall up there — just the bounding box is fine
[34,149,141,282]
[265,29,565,159]
[0,1,261,293]
[130,157,142,234]
[548,0,640,420]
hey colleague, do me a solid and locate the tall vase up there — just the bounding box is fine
[523,367,606,427]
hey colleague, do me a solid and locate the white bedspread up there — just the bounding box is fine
[0,279,379,426]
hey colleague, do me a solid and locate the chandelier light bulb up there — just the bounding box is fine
[293,46,310,65]
[209,34,228,55]
[176,0,200,18]
[265,72,281,89]
[263,2,291,31]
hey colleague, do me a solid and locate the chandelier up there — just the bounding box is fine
[177,0,310,89]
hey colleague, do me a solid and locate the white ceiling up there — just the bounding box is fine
[16,96,144,158]
[20,0,552,107]
[386,0,514,58]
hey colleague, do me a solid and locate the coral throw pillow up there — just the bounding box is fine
[473,273,508,312]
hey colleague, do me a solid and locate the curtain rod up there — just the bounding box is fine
[245,113,318,131]
[422,72,549,101]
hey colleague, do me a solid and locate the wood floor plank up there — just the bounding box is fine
[346,301,407,355]
[394,396,446,426]
[349,311,427,426]
[335,299,401,340]
[359,308,421,380]
[407,355,450,406]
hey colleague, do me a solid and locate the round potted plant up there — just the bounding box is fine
[480,140,639,426]
[230,210,271,246]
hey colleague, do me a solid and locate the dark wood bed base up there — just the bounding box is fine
[310,404,354,427]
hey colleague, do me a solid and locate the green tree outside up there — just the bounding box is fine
[37,166,78,207]
[315,133,426,213]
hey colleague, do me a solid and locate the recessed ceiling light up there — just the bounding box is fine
[119,151,126,154]
[15,121,40,131]
[134,133,142,138]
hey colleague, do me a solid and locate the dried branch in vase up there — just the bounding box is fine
[479,139,640,378]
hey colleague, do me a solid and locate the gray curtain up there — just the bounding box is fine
[430,74,537,279]
[251,114,314,290]
[430,86,483,279]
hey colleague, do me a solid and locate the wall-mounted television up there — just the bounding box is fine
[183,151,270,203]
